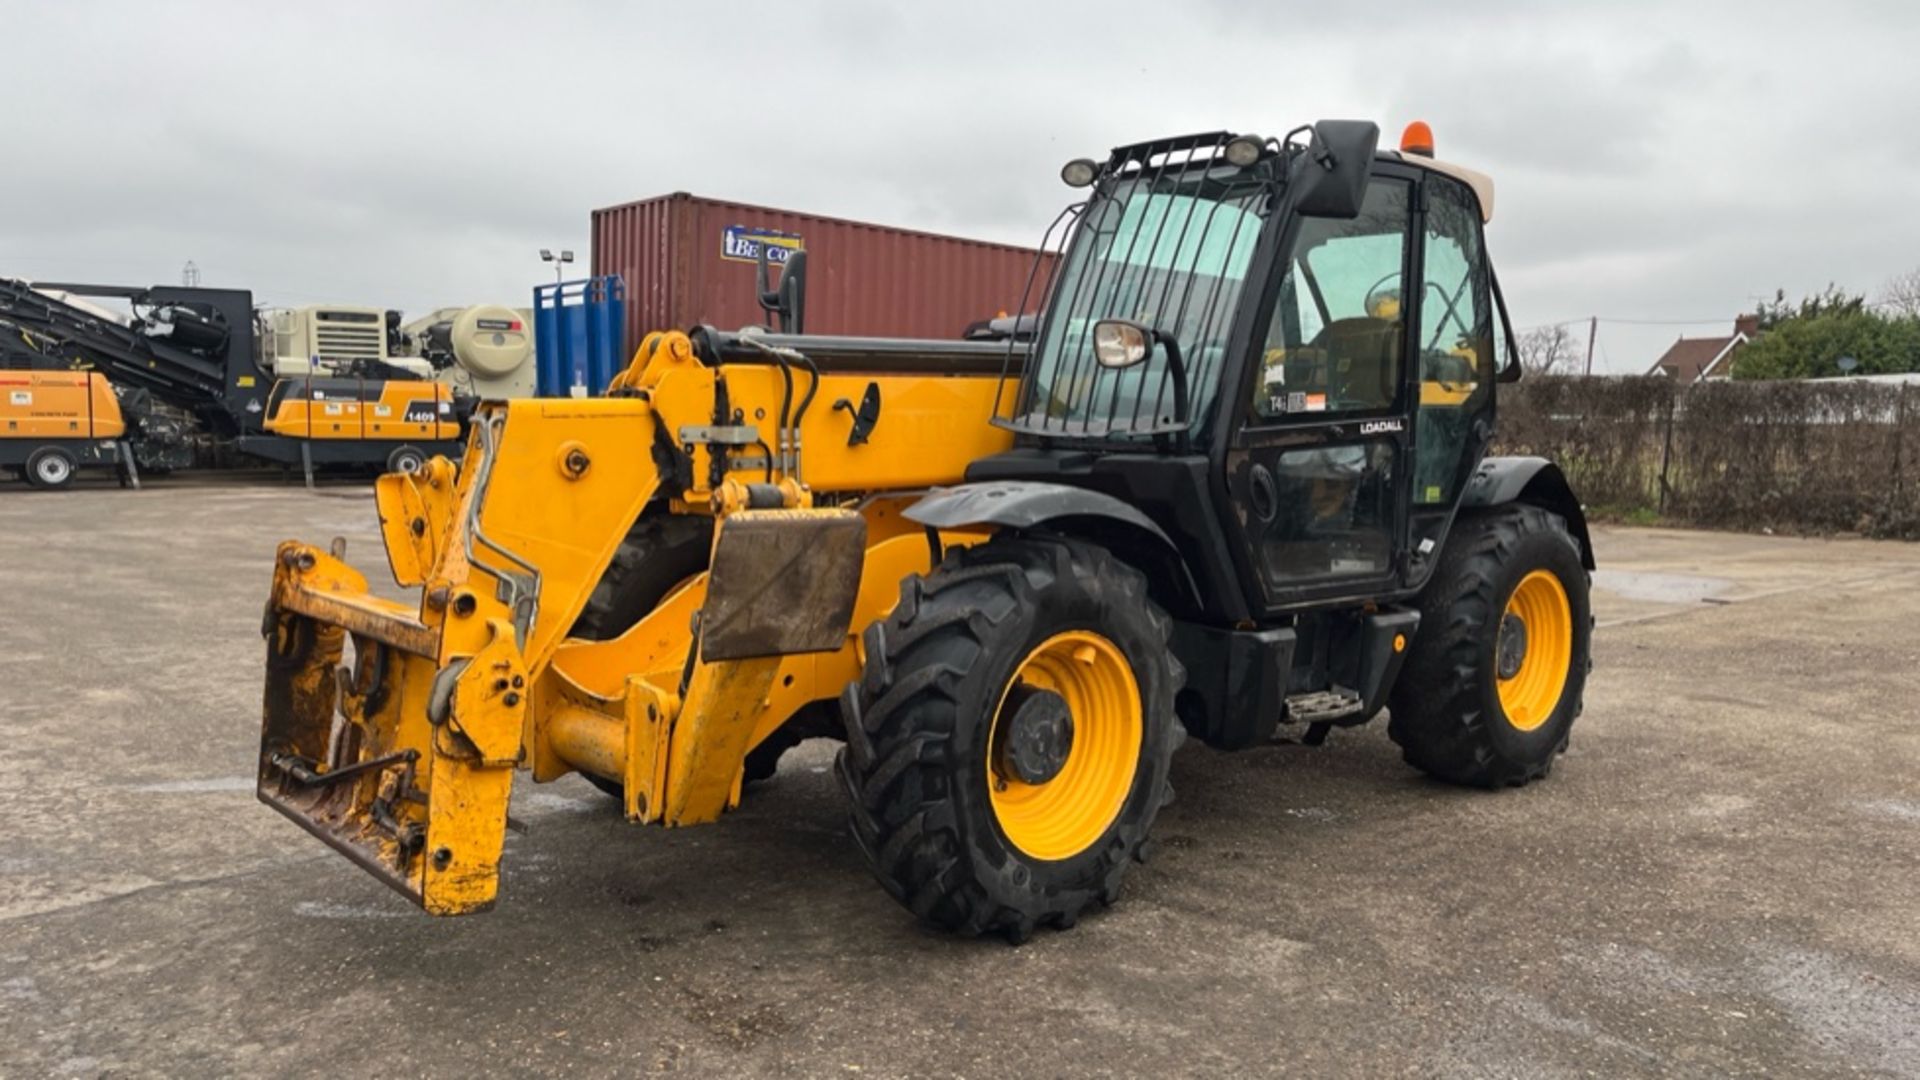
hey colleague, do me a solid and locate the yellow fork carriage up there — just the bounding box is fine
[258,122,1595,939]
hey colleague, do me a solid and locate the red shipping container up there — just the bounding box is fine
[591,193,1055,353]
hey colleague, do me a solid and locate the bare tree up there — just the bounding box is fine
[1518,324,1579,375]
[1878,267,1920,318]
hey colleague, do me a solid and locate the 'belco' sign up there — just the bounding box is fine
[721,225,804,265]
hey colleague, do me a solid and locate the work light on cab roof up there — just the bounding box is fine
[1222,133,1264,167]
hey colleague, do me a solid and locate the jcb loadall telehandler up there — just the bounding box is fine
[258,120,1593,940]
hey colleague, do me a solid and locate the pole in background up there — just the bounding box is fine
[1584,315,1598,376]
[540,249,575,284]
[1657,387,1676,515]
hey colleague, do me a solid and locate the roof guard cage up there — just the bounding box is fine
[992,131,1278,443]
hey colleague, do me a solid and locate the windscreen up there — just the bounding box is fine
[1009,162,1270,438]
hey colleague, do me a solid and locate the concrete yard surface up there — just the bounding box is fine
[1,484,1918,1077]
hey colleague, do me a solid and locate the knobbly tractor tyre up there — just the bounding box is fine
[838,536,1182,942]
[568,513,710,799]
[25,447,76,490]
[571,512,715,644]
[567,513,808,797]
[1388,504,1591,787]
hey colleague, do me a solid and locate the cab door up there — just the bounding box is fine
[1220,170,1420,612]
[1405,172,1496,576]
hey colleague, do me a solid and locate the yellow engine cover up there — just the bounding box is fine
[0,371,125,439]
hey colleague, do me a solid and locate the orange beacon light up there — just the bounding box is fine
[1401,121,1435,157]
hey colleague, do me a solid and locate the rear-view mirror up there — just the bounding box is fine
[1092,319,1151,369]
[1290,120,1380,219]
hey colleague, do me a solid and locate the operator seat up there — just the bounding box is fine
[1312,317,1401,409]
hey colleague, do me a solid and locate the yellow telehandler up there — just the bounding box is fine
[257,121,1594,940]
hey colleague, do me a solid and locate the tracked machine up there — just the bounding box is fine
[257,121,1594,939]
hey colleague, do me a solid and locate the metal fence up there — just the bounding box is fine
[1494,377,1920,539]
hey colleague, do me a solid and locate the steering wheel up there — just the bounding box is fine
[1363,272,1402,319]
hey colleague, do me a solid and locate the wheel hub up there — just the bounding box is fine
[1496,612,1528,680]
[996,684,1075,785]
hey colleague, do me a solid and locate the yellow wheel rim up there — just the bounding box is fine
[1496,569,1573,732]
[987,630,1143,862]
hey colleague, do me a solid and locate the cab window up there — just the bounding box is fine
[1411,174,1492,507]
[1251,178,1411,421]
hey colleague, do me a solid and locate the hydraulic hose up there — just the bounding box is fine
[790,352,822,480]
[738,335,815,478]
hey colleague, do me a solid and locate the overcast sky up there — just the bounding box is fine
[7,1,1917,372]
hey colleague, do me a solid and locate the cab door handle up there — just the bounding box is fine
[1249,463,1277,523]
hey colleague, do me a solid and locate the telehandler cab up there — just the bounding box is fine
[258,120,1593,940]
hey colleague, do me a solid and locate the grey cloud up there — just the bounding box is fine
[4,1,1918,371]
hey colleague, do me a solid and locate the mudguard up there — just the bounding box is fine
[904,480,1174,544]
[1461,456,1595,568]
[905,480,1202,604]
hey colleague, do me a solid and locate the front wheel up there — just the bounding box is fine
[1389,504,1592,787]
[838,536,1182,941]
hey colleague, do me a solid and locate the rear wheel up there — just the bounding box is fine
[838,536,1182,941]
[1388,504,1591,787]
[25,447,76,490]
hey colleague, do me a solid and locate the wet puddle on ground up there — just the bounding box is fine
[1591,569,1737,604]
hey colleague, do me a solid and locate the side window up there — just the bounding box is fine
[1491,294,1511,374]
[1251,179,1411,421]
[1490,274,1519,377]
[1417,178,1488,389]
[1412,175,1492,507]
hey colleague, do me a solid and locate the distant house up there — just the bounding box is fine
[1647,315,1758,384]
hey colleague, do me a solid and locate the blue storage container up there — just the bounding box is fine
[533,276,627,397]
